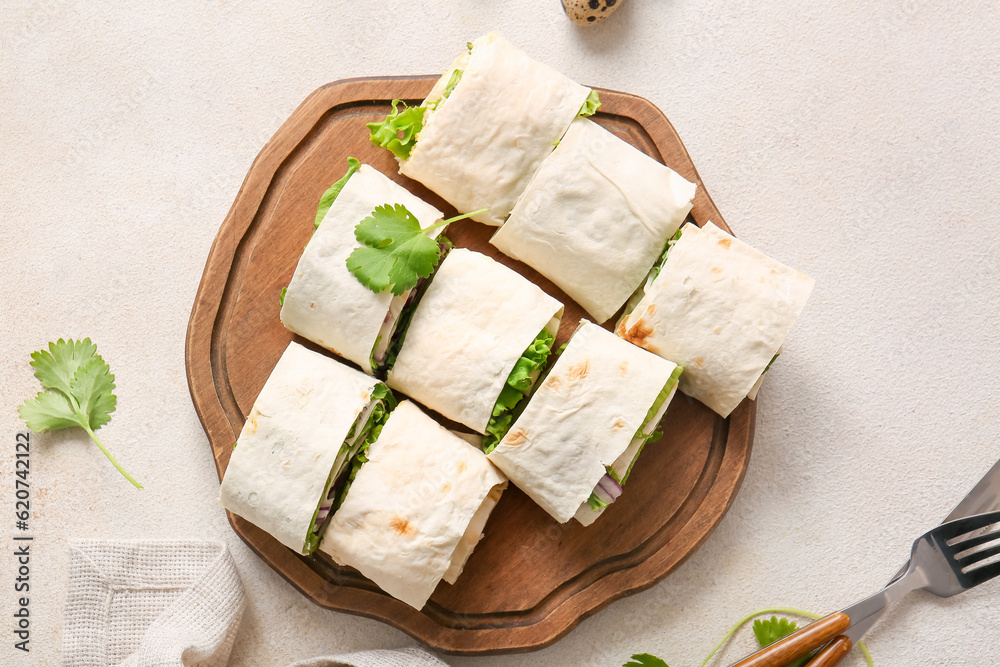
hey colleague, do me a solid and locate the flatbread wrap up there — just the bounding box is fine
[280,159,443,374]
[486,322,681,525]
[387,248,564,445]
[319,400,508,610]
[368,32,595,225]
[618,221,814,418]
[491,117,697,323]
[218,342,394,555]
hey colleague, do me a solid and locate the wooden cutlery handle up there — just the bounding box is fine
[730,612,851,667]
[805,635,853,667]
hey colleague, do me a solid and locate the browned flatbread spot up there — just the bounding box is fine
[711,266,723,275]
[693,357,706,368]
[441,483,451,494]
[568,360,590,381]
[645,303,656,316]
[391,517,415,536]
[309,302,316,309]
[621,319,655,350]
[618,360,629,376]
[456,460,467,473]
[546,375,564,393]
[506,428,528,446]
[718,237,732,249]
[612,418,626,431]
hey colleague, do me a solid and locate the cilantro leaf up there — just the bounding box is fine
[346,206,485,297]
[753,617,811,667]
[346,204,442,296]
[367,100,425,160]
[579,90,601,117]
[17,338,141,488]
[28,338,98,397]
[315,157,361,229]
[623,654,669,667]
[18,389,80,431]
[753,616,798,647]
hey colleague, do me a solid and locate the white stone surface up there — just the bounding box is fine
[2,1,999,665]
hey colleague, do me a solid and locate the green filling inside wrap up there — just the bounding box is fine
[302,384,396,553]
[315,157,361,230]
[367,68,464,161]
[578,90,601,117]
[586,364,684,510]
[482,328,556,454]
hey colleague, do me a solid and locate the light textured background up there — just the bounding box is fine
[2,1,999,665]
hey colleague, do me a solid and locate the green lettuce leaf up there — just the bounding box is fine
[482,329,555,453]
[650,227,683,281]
[428,69,464,111]
[367,100,425,160]
[585,364,685,508]
[331,385,398,513]
[315,157,361,229]
[621,364,684,484]
[303,385,397,553]
[579,90,601,117]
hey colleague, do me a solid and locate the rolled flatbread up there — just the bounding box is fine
[280,163,443,373]
[491,117,696,323]
[387,248,564,434]
[618,221,814,418]
[399,32,592,225]
[487,322,680,525]
[218,342,392,555]
[319,400,508,610]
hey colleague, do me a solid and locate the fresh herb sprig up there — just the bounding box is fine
[346,205,486,296]
[18,338,141,488]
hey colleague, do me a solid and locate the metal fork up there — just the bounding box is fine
[729,510,1000,667]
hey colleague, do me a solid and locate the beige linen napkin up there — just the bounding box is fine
[62,540,245,666]
[62,539,448,667]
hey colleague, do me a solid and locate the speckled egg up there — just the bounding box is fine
[561,0,623,25]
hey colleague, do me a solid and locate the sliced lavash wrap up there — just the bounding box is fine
[386,248,564,445]
[618,221,815,418]
[218,342,395,555]
[487,322,681,525]
[368,32,594,225]
[279,160,443,374]
[319,400,507,610]
[491,117,696,324]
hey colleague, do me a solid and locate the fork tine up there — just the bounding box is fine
[957,541,1000,568]
[937,511,1000,541]
[963,558,1000,587]
[952,527,1000,552]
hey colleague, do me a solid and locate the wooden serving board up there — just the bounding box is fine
[185,76,755,655]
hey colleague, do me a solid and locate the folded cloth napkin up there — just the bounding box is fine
[287,649,449,667]
[62,540,245,667]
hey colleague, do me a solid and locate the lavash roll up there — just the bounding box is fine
[399,32,592,225]
[491,117,696,323]
[280,163,442,373]
[618,221,814,418]
[218,342,387,555]
[319,400,507,610]
[386,248,564,434]
[487,322,680,524]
